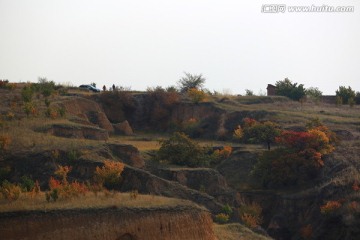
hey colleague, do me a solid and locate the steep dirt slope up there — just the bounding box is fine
[61,97,114,132]
[0,206,215,240]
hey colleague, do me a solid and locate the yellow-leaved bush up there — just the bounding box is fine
[94,160,125,190]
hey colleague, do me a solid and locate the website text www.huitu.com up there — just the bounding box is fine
[261,4,354,13]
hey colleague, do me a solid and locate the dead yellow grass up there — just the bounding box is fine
[0,191,199,213]
[2,118,104,154]
[195,139,246,149]
[110,134,246,152]
[109,135,163,151]
[66,88,95,96]
[213,223,271,240]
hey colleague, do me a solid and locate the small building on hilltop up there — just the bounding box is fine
[267,84,276,96]
[321,95,337,104]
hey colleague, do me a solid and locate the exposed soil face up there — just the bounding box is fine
[47,124,109,140]
[62,94,274,141]
[92,93,228,136]
[90,92,137,125]
[107,143,144,168]
[150,167,244,210]
[155,168,229,196]
[120,166,224,213]
[0,206,215,240]
[113,120,134,135]
[62,97,114,132]
[171,102,224,123]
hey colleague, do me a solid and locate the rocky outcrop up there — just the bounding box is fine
[0,206,215,240]
[121,166,223,213]
[171,102,225,123]
[62,97,114,132]
[62,97,102,116]
[90,111,114,132]
[89,93,274,139]
[47,124,109,140]
[152,167,244,208]
[90,91,136,124]
[113,120,134,135]
[108,143,144,168]
[155,168,229,196]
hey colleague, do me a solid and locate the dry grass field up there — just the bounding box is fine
[0,191,199,213]
[214,223,271,240]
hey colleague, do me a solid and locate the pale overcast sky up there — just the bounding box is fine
[1,0,359,95]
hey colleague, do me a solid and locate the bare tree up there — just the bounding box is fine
[177,72,206,92]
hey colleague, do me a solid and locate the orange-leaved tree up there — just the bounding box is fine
[252,120,336,188]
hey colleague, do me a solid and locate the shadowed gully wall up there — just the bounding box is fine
[0,206,215,240]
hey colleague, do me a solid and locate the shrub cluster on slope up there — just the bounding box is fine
[155,132,232,167]
[252,120,336,188]
[156,132,210,167]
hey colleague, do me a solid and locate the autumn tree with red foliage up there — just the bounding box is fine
[252,120,336,188]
